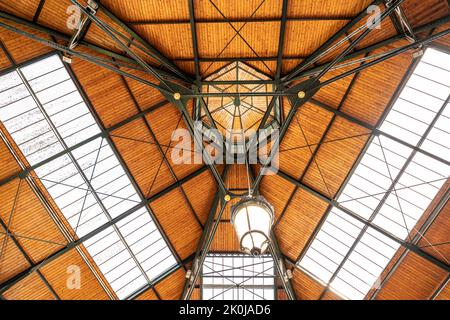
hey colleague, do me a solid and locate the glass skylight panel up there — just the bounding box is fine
[202,253,275,300]
[337,136,413,220]
[421,101,450,159]
[299,48,450,299]
[0,54,176,299]
[373,151,449,239]
[299,208,364,284]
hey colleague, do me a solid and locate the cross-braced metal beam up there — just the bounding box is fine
[0,3,449,202]
[384,0,416,42]
[281,0,383,83]
[0,11,182,81]
[250,0,411,193]
[284,14,450,84]
[70,0,188,94]
[88,1,193,83]
[432,274,450,300]
[247,156,296,300]
[0,196,61,300]
[318,90,448,297]
[275,0,288,82]
[63,59,190,289]
[181,165,229,300]
[188,0,201,84]
[1,9,449,101]
[0,163,209,295]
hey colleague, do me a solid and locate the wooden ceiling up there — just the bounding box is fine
[0,0,449,300]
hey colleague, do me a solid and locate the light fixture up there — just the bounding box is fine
[231,195,274,256]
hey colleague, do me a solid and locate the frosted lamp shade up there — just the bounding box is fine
[231,196,274,255]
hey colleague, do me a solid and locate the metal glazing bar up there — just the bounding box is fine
[275,0,288,81]
[70,0,180,93]
[285,15,450,84]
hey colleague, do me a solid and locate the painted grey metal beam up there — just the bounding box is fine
[384,0,416,42]
[0,98,169,189]
[0,40,105,301]
[163,86,229,197]
[17,62,160,293]
[310,29,450,91]
[0,164,209,295]
[0,10,181,81]
[95,2,193,83]
[0,214,60,300]
[300,55,421,299]
[126,16,357,26]
[70,0,186,94]
[432,274,450,300]
[318,86,447,301]
[251,8,402,190]
[182,166,229,300]
[63,59,186,275]
[1,11,448,104]
[128,252,196,300]
[246,153,297,300]
[313,0,406,81]
[173,56,308,62]
[282,0,383,82]
[0,30,448,195]
[216,0,407,195]
[371,187,449,300]
[274,56,369,277]
[269,232,296,300]
[202,80,276,85]
[0,19,179,95]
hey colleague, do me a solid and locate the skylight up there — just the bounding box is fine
[201,253,275,300]
[0,54,177,299]
[299,48,450,299]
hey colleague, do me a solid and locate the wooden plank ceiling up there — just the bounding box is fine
[0,0,449,300]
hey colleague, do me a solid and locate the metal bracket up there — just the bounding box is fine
[384,0,416,43]
[412,47,424,59]
[66,0,98,52]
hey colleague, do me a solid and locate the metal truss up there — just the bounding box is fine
[0,162,208,296]
[282,0,384,83]
[200,253,276,300]
[0,192,61,300]
[317,93,449,298]
[0,3,447,98]
[0,0,449,299]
